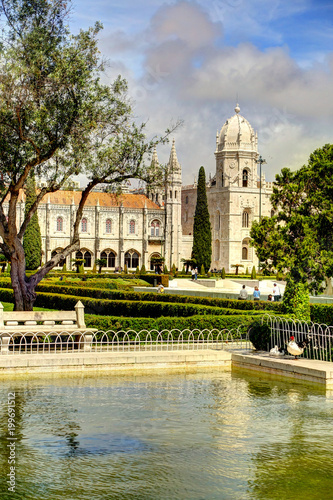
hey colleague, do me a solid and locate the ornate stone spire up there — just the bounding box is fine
[235,103,240,114]
[168,139,181,173]
[151,146,159,168]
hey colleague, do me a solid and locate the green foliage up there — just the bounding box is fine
[79,264,84,274]
[281,279,311,321]
[221,267,226,279]
[251,266,257,279]
[191,166,212,272]
[23,174,42,270]
[163,265,169,274]
[172,263,177,276]
[140,265,146,275]
[181,265,185,273]
[251,144,333,295]
[200,264,205,275]
[84,314,263,336]
[6,263,11,273]
[95,259,107,273]
[249,321,272,350]
[62,263,67,273]
[124,264,128,274]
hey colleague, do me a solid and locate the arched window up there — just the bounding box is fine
[216,212,220,230]
[151,220,160,236]
[242,238,251,261]
[101,250,116,268]
[56,216,63,232]
[125,250,139,269]
[185,211,188,222]
[215,240,220,260]
[221,172,224,187]
[105,219,112,234]
[150,253,161,271]
[81,218,87,232]
[129,220,135,234]
[242,169,248,187]
[170,190,172,199]
[75,251,83,260]
[242,211,249,228]
[185,196,189,204]
[83,251,92,268]
[174,191,177,199]
[155,193,159,203]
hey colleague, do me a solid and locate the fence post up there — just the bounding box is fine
[74,301,86,328]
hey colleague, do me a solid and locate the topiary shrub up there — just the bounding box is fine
[248,321,272,350]
[221,267,226,279]
[163,265,169,274]
[124,264,128,274]
[245,267,249,275]
[251,266,257,279]
[140,265,146,275]
[200,264,205,275]
[281,278,310,321]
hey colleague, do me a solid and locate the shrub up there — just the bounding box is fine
[140,265,146,275]
[248,321,272,350]
[221,268,226,279]
[281,279,310,322]
[251,266,256,279]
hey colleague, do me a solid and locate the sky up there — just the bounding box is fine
[70,0,333,185]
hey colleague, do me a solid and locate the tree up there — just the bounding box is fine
[0,0,177,310]
[95,258,106,274]
[250,144,333,318]
[23,174,41,270]
[231,264,244,275]
[191,167,212,272]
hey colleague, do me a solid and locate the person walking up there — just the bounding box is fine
[253,286,260,301]
[272,283,281,301]
[238,285,248,300]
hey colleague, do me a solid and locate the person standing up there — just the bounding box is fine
[253,286,260,301]
[191,268,195,280]
[272,283,281,301]
[238,285,248,300]
[194,267,198,280]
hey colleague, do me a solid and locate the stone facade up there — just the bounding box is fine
[181,105,273,272]
[6,106,272,272]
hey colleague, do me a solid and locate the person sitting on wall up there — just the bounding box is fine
[253,286,260,301]
[157,284,164,293]
[267,294,273,301]
[238,285,248,300]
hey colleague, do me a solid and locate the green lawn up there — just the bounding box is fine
[1,302,54,312]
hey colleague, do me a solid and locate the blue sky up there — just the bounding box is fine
[69,0,333,183]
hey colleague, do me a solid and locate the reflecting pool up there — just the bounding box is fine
[1,370,333,500]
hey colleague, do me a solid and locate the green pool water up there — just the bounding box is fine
[0,370,333,500]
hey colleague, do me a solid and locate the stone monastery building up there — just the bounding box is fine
[13,105,274,272]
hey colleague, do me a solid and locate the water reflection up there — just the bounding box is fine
[0,372,332,499]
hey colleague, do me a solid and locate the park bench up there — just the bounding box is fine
[0,301,96,353]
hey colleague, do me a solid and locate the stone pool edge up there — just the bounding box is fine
[0,349,333,388]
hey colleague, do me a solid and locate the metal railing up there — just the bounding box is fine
[261,314,333,362]
[0,327,252,355]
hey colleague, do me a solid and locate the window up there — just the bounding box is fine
[242,170,248,187]
[155,193,159,203]
[81,218,87,232]
[151,220,160,236]
[150,253,161,271]
[242,211,249,228]
[221,172,224,187]
[242,247,248,260]
[75,251,83,260]
[185,211,188,222]
[174,191,177,199]
[185,196,189,204]
[84,251,92,267]
[56,217,63,232]
[170,190,172,199]
[215,240,220,260]
[105,219,112,234]
[242,238,251,260]
[101,250,116,268]
[125,250,139,269]
[129,220,135,234]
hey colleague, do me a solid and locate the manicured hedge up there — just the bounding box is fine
[30,283,283,312]
[84,313,260,336]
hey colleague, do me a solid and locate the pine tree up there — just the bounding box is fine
[191,166,212,272]
[23,174,42,270]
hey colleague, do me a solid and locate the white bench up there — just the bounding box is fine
[0,301,96,353]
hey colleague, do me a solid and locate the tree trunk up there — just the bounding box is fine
[10,244,36,311]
